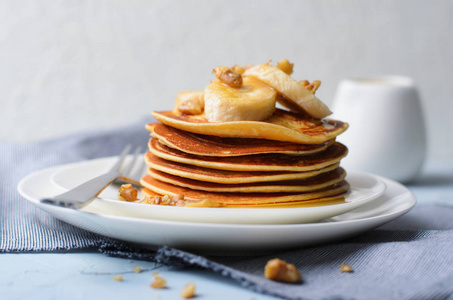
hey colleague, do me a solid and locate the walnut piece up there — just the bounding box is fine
[299,80,309,87]
[118,184,138,202]
[161,194,171,205]
[340,263,354,273]
[145,194,185,206]
[231,64,246,74]
[299,80,321,94]
[264,258,301,283]
[133,266,142,273]
[277,59,294,75]
[150,272,167,289]
[180,282,196,299]
[213,66,243,88]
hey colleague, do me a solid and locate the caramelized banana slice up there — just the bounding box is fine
[244,63,332,119]
[204,77,277,122]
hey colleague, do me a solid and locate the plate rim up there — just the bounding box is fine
[17,163,415,228]
[17,164,416,252]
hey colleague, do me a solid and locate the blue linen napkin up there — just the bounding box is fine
[2,118,453,300]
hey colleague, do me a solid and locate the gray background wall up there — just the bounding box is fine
[2,0,452,158]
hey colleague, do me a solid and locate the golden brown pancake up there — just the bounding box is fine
[147,123,334,157]
[152,108,348,144]
[148,138,348,172]
[142,187,347,208]
[145,152,341,184]
[148,167,346,193]
[141,175,350,205]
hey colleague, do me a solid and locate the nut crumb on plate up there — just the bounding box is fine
[118,184,139,202]
[144,194,185,206]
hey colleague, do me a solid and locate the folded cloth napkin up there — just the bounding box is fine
[2,119,453,300]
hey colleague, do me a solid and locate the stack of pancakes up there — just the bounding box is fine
[140,108,350,208]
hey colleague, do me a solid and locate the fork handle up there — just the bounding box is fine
[40,171,121,209]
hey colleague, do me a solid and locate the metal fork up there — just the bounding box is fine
[40,145,145,209]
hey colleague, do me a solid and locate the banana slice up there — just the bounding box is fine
[244,63,332,119]
[204,77,277,122]
[173,90,204,115]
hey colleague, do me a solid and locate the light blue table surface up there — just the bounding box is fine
[2,159,453,300]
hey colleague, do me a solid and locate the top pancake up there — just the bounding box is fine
[147,123,333,157]
[152,108,348,144]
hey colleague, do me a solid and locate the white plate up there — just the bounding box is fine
[18,164,415,254]
[48,156,386,224]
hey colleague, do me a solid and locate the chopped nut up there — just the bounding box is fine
[307,80,321,94]
[151,272,167,289]
[144,196,155,204]
[112,275,123,281]
[175,200,185,207]
[180,282,196,299]
[133,266,142,273]
[144,196,155,205]
[118,184,139,202]
[231,64,246,74]
[340,263,353,273]
[161,194,171,205]
[171,194,185,206]
[277,59,294,75]
[299,80,310,87]
[151,277,167,289]
[175,91,204,115]
[300,80,321,94]
[213,66,243,88]
[144,194,187,206]
[154,196,162,204]
[144,195,162,205]
[264,258,301,283]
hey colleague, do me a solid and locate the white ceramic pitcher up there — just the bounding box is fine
[331,76,426,183]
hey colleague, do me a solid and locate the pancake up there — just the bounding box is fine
[148,138,348,172]
[142,187,347,208]
[145,152,340,184]
[148,167,346,193]
[141,175,350,205]
[152,108,348,144]
[147,123,334,157]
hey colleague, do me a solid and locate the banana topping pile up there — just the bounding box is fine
[175,59,331,122]
[139,60,350,208]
